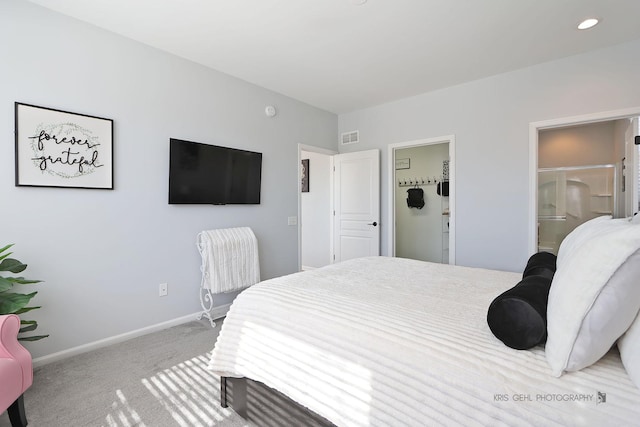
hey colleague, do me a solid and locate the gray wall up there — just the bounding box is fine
[1,0,337,359]
[339,38,640,272]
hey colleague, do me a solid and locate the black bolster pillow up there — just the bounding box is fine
[487,275,552,350]
[522,251,557,280]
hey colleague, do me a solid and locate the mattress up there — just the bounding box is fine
[209,256,640,426]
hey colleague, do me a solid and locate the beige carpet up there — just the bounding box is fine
[0,319,253,427]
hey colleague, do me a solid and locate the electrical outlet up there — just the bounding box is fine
[159,283,168,297]
[287,216,297,226]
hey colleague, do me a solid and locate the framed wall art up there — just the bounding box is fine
[301,158,309,192]
[395,158,410,170]
[15,102,114,189]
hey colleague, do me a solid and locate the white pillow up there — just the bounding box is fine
[546,219,640,376]
[556,215,618,268]
[618,311,640,390]
[631,213,640,224]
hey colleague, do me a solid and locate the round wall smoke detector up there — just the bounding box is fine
[265,105,277,117]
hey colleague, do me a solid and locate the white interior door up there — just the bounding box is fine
[333,149,380,262]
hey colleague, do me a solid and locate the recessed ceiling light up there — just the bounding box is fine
[578,18,599,30]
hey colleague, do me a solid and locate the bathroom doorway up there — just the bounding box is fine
[529,109,640,254]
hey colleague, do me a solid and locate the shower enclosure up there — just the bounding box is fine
[538,164,616,254]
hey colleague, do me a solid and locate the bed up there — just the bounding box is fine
[209,255,640,426]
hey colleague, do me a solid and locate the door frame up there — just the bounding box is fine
[528,106,640,255]
[387,135,456,264]
[297,144,337,271]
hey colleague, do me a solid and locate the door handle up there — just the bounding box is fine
[368,221,378,227]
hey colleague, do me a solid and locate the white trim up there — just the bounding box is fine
[387,135,456,264]
[207,303,232,321]
[627,118,639,217]
[528,123,539,256]
[32,305,231,367]
[297,143,338,272]
[528,106,640,255]
[329,155,336,263]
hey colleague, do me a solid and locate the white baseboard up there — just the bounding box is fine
[32,304,232,368]
[301,265,317,271]
[208,303,232,320]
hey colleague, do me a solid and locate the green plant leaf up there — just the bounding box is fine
[0,258,27,273]
[18,334,49,341]
[6,276,41,285]
[0,251,13,262]
[0,244,47,341]
[0,292,37,314]
[14,305,41,314]
[19,322,38,333]
[0,276,13,292]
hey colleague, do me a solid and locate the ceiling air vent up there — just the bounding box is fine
[341,130,359,145]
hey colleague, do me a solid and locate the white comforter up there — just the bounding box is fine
[209,256,640,426]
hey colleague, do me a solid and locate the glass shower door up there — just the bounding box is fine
[538,165,615,254]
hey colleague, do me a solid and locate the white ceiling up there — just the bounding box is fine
[25,0,640,114]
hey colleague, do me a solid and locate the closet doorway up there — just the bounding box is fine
[529,108,640,254]
[388,136,456,264]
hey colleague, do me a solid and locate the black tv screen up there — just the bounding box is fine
[169,139,262,205]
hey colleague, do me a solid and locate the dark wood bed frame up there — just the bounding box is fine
[220,376,334,426]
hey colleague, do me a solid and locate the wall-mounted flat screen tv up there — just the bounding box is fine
[169,138,262,205]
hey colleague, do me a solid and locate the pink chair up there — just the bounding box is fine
[0,314,33,427]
